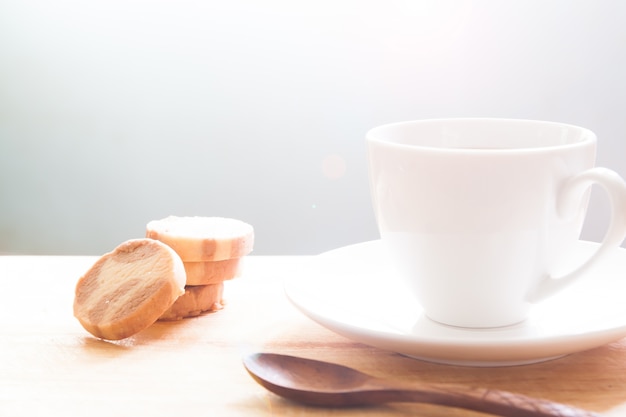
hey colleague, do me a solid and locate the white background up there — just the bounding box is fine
[1,0,625,255]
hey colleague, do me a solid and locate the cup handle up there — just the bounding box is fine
[528,167,626,303]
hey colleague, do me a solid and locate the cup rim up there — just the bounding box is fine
[366,118,597,154]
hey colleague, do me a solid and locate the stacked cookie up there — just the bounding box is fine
[73,216,254,340]
[146,216,254,321]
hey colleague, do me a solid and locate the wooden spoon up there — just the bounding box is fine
[243,353,600,417]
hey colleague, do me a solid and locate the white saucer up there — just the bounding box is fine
[285,240,626,367]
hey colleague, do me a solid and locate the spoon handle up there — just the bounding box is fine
[384,383,600,417]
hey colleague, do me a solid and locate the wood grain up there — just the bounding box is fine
[1,255,625,417]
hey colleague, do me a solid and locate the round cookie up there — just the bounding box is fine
[183,257,243,285]
[73,238,185,340]
[158,283,224,321]
[146,216,254,262]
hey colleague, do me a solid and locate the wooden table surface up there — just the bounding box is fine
[2,254,626,417]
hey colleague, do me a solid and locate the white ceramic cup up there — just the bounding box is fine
[366,118,626,328]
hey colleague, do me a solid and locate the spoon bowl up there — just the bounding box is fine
[243,352,599,416]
